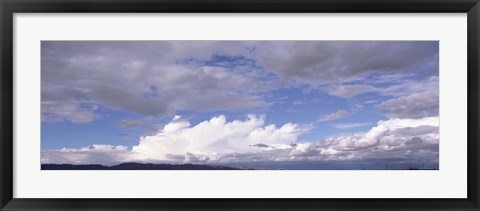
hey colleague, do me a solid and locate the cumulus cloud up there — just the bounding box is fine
[41,115,311,165]
[277,116,439,169]
[130,115,310,162]
[322,117,439,151]
[41,115,439,168]
[319,109,351,122]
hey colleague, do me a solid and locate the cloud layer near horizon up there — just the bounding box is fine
[41,114,439,166]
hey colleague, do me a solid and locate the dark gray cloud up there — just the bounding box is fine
[252,143,270,148]
[117,119,146,127]
[41,41,276,123]
[116,119,162,135]
[255,41,439,86]
[41,41,439,123]
[405,137,424,145]
[253,41,439,102]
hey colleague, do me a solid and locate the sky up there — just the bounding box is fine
[40,41,439,169]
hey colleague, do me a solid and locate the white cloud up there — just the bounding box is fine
[319,109,351,122]
[130,115,309,162]
[41,115,439,167]
[326,116,439,151]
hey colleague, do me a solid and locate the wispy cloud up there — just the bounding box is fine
[324,84,377,98]
[292,100,307,105]
[334,122,372,129]
[319,109,351,122]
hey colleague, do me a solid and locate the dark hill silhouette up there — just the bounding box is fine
[41,162,251,170]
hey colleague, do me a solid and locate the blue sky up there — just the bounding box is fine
[41,41,439,169]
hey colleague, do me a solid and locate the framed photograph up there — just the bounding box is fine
[1,0,479,210]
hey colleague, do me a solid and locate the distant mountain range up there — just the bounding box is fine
[42,162,438,170]
[41,162,251,170]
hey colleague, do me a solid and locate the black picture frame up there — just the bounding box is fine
[1,0,479,210]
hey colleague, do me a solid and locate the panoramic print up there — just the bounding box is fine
[41,41,439,170]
